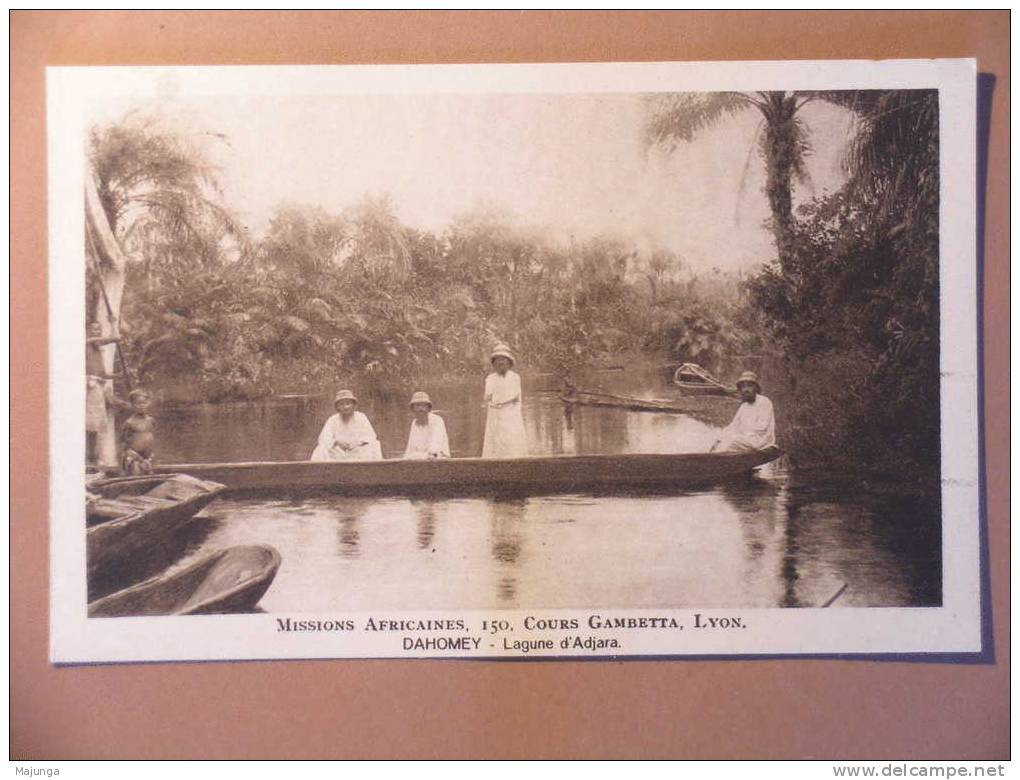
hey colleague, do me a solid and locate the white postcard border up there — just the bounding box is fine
[48,59,980,663]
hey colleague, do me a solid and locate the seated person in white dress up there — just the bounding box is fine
[310,389,383,461]
[403,391,450,459]
[710,371,776,453]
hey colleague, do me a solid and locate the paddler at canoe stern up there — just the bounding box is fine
[709,371,776,453]
[403,391,450,459]
[310,389,383,461]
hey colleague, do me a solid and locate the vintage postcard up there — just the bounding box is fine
[48,59,980,663]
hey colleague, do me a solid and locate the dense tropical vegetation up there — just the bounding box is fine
[87,114,760,399]
[86,90,941,480]
[647,89,940,479]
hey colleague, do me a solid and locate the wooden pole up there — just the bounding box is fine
[86,232,134,394]
[85,172,128,467]
[821,582,848,608]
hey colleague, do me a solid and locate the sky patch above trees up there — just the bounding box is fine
[88,92,856,273]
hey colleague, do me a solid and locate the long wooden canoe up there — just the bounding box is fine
[89,544,281,617]
[673,363,738,397]
[674,380,737,397]
[561,387,737,427]
[155,449,781,495]
[562,388,696,415]
[87,474,227,580]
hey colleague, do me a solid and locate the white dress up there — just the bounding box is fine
[404,412,450,459]
[716,395,776,452]
[482,370,527,458]
[310,411,383,461]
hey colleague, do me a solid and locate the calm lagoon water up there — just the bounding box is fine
[129,370,941,610]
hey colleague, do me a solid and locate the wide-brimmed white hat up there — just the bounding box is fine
[735,371,761,392]
[409,391,432,409]
[490,344,515,366]
[334,389,358,405]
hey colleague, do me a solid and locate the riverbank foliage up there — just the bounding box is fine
[746,90,941,478]
[88,116,760,403]
[88,91,942,482]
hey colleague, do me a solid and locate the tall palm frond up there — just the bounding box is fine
[838,90,939,209]
[89,114,246,263]
[346,195,412,279]
[644,90,820,264]
[644,92,752,149]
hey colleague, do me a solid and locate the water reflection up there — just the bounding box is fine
[488,497,527,605]
[336,514,361,559]
[334,497,378,559]
[156,368,744,463]
[146,368,941,612]
[158,478,941,613]
[717,476,788,606]
[412,501,437,551]
[780,500,803,608]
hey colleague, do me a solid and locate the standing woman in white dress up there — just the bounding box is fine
[482,344,528,458]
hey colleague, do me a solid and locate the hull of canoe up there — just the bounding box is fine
[88,544,281,617]
[673,381,736,397]
[87,476,226,580]
[155,449,781,495]
[561,393,690,414]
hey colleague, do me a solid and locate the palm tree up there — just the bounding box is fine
[645,91,815,266]
[90,115,238,239]
[86,114,242,463]
[89,114,245,305]
[835,90,939,225]
[835,89,941,415]
[345,194,412,281]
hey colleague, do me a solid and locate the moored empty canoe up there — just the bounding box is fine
[88,544,282,617]
[87,473,227,581]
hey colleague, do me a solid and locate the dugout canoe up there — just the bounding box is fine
[562,388,696,415]
[87,473,227,579]
[673,363,738,397]
[674,380,736,397]
[88,544,281,617]
[154,449,781,495]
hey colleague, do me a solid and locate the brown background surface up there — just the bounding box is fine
[10,11,1009,760]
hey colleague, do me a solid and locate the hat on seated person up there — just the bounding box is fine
[735,371,761,392]
[409,391,432,409]
[334,389,357,405]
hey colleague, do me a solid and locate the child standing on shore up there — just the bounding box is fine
[120,389,156,475]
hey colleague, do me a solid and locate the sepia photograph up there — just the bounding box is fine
[49,59,980,662]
